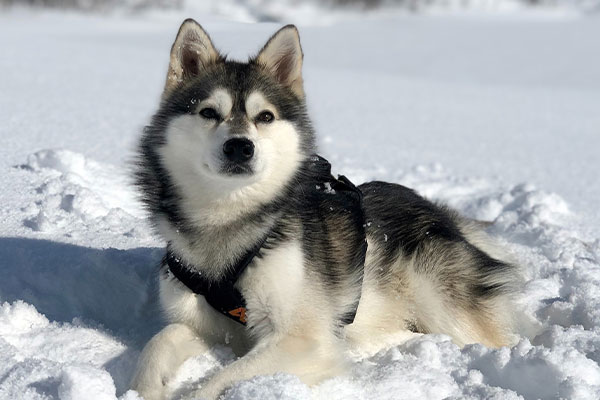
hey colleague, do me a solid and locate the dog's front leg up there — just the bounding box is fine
[186,335,344,400]
[130,323,210,400]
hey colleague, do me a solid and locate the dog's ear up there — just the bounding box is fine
[164,19,220,94]
[256,25,304,98]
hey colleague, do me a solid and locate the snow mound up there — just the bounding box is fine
[58,365,117,400]
[20,149,154,246]
[0,301,131,400]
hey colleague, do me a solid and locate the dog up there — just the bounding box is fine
[130,19,520,400]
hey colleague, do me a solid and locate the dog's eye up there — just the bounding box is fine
[256,111,274,124]
[199,108,220,120]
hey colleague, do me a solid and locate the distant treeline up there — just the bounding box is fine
[0,0,182,11]
[1,0,597,13]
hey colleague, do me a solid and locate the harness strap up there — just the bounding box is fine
[166,235,267,325]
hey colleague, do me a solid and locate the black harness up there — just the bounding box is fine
[165,155,365,326]
[165,237,266,325]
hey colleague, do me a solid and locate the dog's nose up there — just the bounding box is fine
[223,138,254,163]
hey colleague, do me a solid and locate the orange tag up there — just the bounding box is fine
[228,307,247,323]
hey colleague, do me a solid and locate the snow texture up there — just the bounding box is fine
[1,6,600,400]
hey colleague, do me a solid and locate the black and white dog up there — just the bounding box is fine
[131,19,520,400]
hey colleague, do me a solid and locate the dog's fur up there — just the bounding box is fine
[130,19,520,400]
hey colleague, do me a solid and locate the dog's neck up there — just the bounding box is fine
[154,157,323,280]
[157,204,282,281]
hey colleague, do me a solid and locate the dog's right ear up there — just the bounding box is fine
[256,25,304,98]
[164,19,220,94]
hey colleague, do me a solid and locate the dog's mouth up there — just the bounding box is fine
[200,159,255,179]
[221,162,254,176]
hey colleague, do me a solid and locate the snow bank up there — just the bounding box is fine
[0,301,128,399]
[23,149,145,231]
[58,365,117,400]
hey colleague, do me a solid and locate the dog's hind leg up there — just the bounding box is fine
[130,323,209,400]
[406,239,519,348]
[344,266,423,357]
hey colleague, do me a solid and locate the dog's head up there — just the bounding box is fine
[140,20,316,225]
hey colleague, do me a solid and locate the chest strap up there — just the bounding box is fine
[165,236,267,325]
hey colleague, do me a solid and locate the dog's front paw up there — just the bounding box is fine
[183,383,224,400]
[130,362,169,400]
[129,356,172,400]
[130,384,166,400]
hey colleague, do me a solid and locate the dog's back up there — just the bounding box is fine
[345,181,519,353]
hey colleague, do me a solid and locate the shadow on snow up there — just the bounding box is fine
[0,237,165,346]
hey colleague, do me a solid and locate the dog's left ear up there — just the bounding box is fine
[256,25,304,98]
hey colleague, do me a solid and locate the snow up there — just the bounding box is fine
[1,6,600,400]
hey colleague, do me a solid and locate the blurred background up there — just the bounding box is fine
[1,0,599,21]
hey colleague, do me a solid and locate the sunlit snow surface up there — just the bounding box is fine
[1,7,600,400]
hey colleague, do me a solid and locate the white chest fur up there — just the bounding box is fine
[157,239,307,346]
[238,239,306,339]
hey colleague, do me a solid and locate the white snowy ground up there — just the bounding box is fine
[1,7,600,400]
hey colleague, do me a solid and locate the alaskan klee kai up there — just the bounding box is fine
[131,19,520,400]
